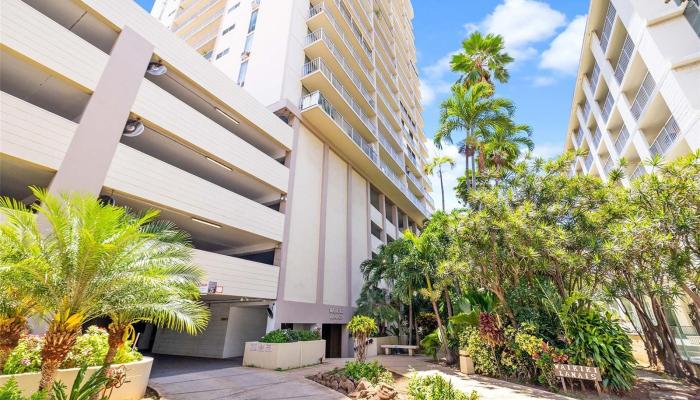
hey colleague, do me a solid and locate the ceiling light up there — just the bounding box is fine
[205,156,233,171]
[191,217,221,228]
[146,62,167,76]
[122,119,144,137]
[215,107,240,124]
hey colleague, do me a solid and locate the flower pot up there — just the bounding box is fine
[459,350,475,374]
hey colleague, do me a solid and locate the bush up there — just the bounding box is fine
[343,360,393,384]
[348,315,378,361]
[2,326,142,374]
[459,327,499,377]
[259,329,321,343]
[0,378,46,400]
[408,374,478,400]
[420,330,441,360]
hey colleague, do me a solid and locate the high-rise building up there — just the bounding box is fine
[152,0,434,356]
[563,0,700,360]
[564,0,699,182]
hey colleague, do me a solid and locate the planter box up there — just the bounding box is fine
[0,357,153,400]
[242,340,325,370]
[459,350,475,374]
[366,336,399,357]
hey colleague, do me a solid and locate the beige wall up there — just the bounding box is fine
[350,169,369,306]
[283,125,324,303]
[153,302,230,358]
[223,306,268,357]
[323,150,349,306]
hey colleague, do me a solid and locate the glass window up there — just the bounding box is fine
[222,24,235,35]
[228,2,240,13]
[243,33,254,52]
[237,60,248,86]
[215,48,230,59]
[248,10,258,33]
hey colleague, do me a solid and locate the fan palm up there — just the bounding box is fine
[482,123,534,173]
[424,156,456,211]
[451,31,513,87]
[0,187,207,392]
[434,82,514,192]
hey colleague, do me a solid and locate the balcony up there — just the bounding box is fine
[172,0,223,32]
[192,249,279,299]
[181,9,225,42]
[300,91,377,164]
[405,188,428,216]
[192,30,217,51]
[583,100,591,120]
[600,92,614,122]
[377,78,399,112]
[614,35,634,84]
[302,58,377,137]
[585,152,594,170]
[600,2,616,51]
[631,164,645,179]
[630,72,656,120]
[406,171,422,192]
[575,127,586,148]
[614,125,630,155]
[649,116,680,157]
[378,133,405,169]
[380,160,406,194]
[322,0,373,65]
[304,29,374,111]
[307,4,373,87]
[592,127,603,148]
[378,109,401,144]
[590,62,600,92]
[604,158,615,175]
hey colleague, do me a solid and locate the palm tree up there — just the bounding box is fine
[434,82,514,191]
[424,156,456,211]
[450,31,513,87]
[482,123,534,173]
[0,290,36,370]
[0,187,207,392]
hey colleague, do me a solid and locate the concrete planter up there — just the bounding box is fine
[365,336,399,357]
[0,357,153,400]
[458,350,475,374]
[242,340,325,370]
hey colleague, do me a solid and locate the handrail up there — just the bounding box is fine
[614,125,630,155]
[649,116,680,157]
[614,35,634,84]
[181,9,224,41]
[173,0,222,31]
[630,72,655,120]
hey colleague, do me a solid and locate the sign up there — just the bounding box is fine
[199,281,223,294]
[554,364,602,394]
[329,306,344,321]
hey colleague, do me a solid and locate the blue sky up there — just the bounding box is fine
[135,0,589,210]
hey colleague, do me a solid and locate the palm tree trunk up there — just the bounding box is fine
[408,287,414,345]
[439,168,446,212]
[105,323,128,365]
[0,318,26,371]
[471,152,477,189]
[425,275,454,364]
[39,324,80,392]
[444,291,453,318]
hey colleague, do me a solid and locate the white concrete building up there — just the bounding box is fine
[152,0,434,357]
[0,0,293,358]
[563,0,700,362]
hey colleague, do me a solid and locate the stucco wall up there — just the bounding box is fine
[350,169,369,306]
[223,306,268,357]
[153,303,230,358]
[323,150,349,306]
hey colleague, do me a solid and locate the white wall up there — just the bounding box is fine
[153,303,229,358]
[350,169,368,306]
[323,150,348,306]
[223,306,268,357]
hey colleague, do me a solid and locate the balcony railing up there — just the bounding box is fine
[601,92,614,122]
[405,187,428,215]
[583,100,591,120]
[377,80,398,112]
[181,9,224,41]
[303,58,376,135]
[630,72,655,120]
[192,30,217,50]
[585,152,594,170]
[614,125,630,155]
[378,109,400,140]
[407,170,421,188]
[649,116,680,157]
[604,158,615,175]
[614,35,634,84]
[331,0,372,60]
[378,133,405,168]
[300,91,377,163]
[590,63,600,92]
[631,164,645,179]
[575,127,585,147]
[173,0,222,31]
[600,2,616,51]
[308,4,373,85]
[592,127,603,148]
[304,28,374,108]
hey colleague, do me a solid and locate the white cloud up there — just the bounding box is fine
[419,53,456,106]
[532,76,556,87]
[530,141,565,160]
[466,0,566,62]
[539,15,587,75]
[425,141,464,211]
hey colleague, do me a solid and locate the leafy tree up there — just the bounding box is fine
[481,123,534,173]
[424,156,456,212]
[348,315,378,362]
[450,31,513,87]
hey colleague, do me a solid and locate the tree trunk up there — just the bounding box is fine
[408,288,414,346]
[439,168,446,212]
[650,296,694,378]
[491,285,516,326]
[105,323,127,365]
[471,149,477,189]
[444,291,453,318]
[425,275,454,364]
[0,317,26,371]
[39,324,80,392]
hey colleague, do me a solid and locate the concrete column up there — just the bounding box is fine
[402,214,409,235]
[316,145,330,304]
[391,205,399,239]
[378,193,387,243]
[48,26,153,196]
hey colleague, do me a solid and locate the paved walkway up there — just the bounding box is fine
[149,353,579,399]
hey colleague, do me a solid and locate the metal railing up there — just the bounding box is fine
[601,92,614,122]
[615,125,630,155]
[304,28,374,108]
[630,72,655,120]
[378,133,404,168]
[649,116,680,157]
[377,80,398,112]
[303,58,376,135]
[575,127,585,148]
[583,100,591,120]
[615,35,634,84]
[405,188,428,215]
[631,164,645,179]
[331,0,372,60]
[308,4,374,85]
[192,31,217,50]
[300,91,377,163]
[592,127,603,148]
[585,152,594,170]
[407,171,421,188]
[378,109,400,142]
[600,2,616,51]
[173,0,222,31]
[590,63,600,92]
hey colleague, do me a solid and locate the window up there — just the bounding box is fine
[243,33,254,52]
[168,9,176,16]
[222,24,235,35]
[215,48,230,59]
[228,2,240,13]
[237,60,248,86]
[248,10,258,33]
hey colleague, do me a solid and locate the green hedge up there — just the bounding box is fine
[259,329,321,343]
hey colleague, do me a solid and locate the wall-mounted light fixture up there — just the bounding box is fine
[146,61,167,76]
[122,119,144,137]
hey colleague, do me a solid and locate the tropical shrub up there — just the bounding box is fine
[459,327,498,377]
[0,378,46,400]
[408,374,479,400]
[560,296,636,392]
[348,315,378,361]
[259,329,320,343]
[2,327,141,375]
[343,360,393,384]
[420,330,442,360]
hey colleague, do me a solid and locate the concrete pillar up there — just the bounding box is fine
[378,193,387,243]
[48,26,153,196]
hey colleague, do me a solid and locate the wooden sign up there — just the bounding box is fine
[554,364,602,394]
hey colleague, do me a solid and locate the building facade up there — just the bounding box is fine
[0,0,294,358]
[564,0,700,361]
[152,0,434,356]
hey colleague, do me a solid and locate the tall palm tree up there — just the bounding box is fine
[434,82,514,191]
[0,188,207,392]
[424,156,456,211]
[482,123,534,172]
[451,31,514,87]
